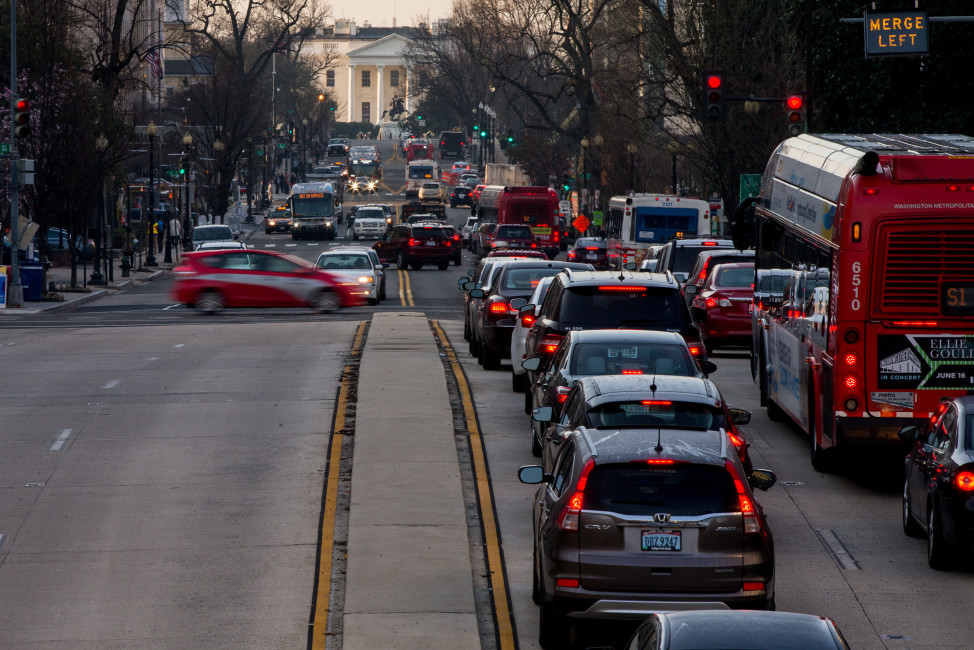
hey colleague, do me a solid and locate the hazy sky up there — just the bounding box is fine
[331,0,454,26]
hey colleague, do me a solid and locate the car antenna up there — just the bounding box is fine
[651,376,663,452]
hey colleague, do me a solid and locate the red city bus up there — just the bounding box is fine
[405,140,434,162]
[743,133,974,471]
[476,185,560,258]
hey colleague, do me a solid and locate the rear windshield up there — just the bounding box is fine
[584,464,739,517]
[193,226,233,241]
[575,239,607,250]
[715,266,754,288]
[588,400,725,430]
[496,225,534,239]
[501,267,565,291]
[569,343,694,377]
[673,245,731,273]
[410,227,448,238]
[559,286,690,327]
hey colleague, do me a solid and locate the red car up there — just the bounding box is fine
[170,249,361,313]
[486,224,539,254]
[690,262,755,352]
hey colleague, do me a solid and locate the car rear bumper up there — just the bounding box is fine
[481,323,514,355]
[552,587,773,620]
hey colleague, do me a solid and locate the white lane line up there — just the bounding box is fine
[815,529,860,570]
[0,534,5,552]
[50,429,72,451]
[163,303,182,310]
[285,243,298,248]
[102,379,121,389]
[147,357,159,362]
[172,344,185,349]
[306,243,320,247]
[265,243,277,248]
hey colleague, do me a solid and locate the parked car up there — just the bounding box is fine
[170,249,360,313]
[690,262,755,353]
[373,223,454,271]
[518,424,776,648]
[468,260,594,370]
[314,247,385,305]
[901,395,974,569]
[566,237,608,269]
[623,610,849,650]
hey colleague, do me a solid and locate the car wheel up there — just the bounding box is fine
[265,229,272,234]
[482,345,500,370]
[437,261,449,271]
[396,251,406,270]
[469,337,479,357]
[195,290,225,314]
[524,385,533,415]
[450,201,456,208]
[531,426,542,457]
[758,342,769,407]
[411,262,423,270]
[903,478,924,537]
[928,503,953,570]
[367,297,378,306]
[379,283,386,301]
[453,256,461,266]
[353,232,359,241]
[538,587,569,650]
[512,372,527,393]
[808,393,835,472]
[311,290,339,313]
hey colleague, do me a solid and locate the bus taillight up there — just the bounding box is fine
[843,374,860,390]
[842,352,858,367]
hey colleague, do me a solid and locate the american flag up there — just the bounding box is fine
[147,50,162,79]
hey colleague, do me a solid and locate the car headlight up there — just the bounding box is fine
[268,220,276,225]
[326,221,333,227]
[358,276,374,283]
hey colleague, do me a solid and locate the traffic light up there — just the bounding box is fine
[472,124,479,135]
[701,71,725,122]
[480,128,488,138]
[12,96,29,139]
[785,94,805,137]
[179,158,187,176]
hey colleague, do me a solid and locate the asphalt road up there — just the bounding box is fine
[1,144,971,648]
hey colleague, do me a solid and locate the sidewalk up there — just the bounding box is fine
[343,312,480,649]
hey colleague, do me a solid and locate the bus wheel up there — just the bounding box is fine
[808,391,836,472]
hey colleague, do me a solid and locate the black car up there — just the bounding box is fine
[450,185,474,208]
[264,207,291,233]
[901,396,974,569]
[327,138,349,157]
[624,610,849,650]
[566,237,608,270]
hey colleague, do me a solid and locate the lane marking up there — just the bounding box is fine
[0,534,5,552]
[50,429,72,451]
[285,243,298,248]
[172,344,185,349]
[815,528,861,570]
[431,320,516,650]
[265,243,277,248]
[310,320,368,649]
[101,379,121,389]
[163,303,182,310]
[396,269,414,307]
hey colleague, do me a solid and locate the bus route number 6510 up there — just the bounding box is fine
[850,261,862,311]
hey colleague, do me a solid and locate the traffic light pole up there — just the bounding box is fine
[7,0,23,307]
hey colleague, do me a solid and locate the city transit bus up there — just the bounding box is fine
[741,133,974,470]
[476,185,560,258]
[605,194,713,269]
[405,159,440,198]
[288,182,340,240]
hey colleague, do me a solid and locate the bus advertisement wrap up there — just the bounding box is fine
[877,334,974,390]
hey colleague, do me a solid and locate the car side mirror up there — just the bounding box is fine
[673,272,688,284]
[748,468,777,491]
[510,297,527,311]
[729,408,751,425]
[466,269,475,277]
[469,288,485,299]
[699,360,718,375]
[522,357,542,371]
[532,405,554,422]
[691,306,708,322]
[684,284,698,296]
[518,304,534,317]
[462,280,476,291]
[898,425,920,441]
[518,465,550,485]
[382,263,390,268]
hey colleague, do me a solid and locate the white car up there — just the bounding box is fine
[418,181,444,203]
[351,207,389,240]
[510,275,555,393]
[314,248,383,305]
[191,224,237,249]
[195,241,247,252]
[461,216,479,249]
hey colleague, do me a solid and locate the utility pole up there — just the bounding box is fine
[7,0,23,306]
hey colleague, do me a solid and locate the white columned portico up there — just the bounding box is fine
[347,64,356,121]
[405,67,412,113]
[376,65,385,123]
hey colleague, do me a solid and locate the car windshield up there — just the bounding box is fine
[496,226,533,239]
[560,286,690,327]
[410,227,448,238]
[715,266,754,287]
[569,343,694,377]
[575,238,607,250]
[292,196,334,218]
[584,464,738,517]
[193,226,233,241]
[356,209,385,220]
[316,254,372,270]
[674,245,731,273]
[422,183,439,189]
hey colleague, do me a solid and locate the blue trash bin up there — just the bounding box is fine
[20,262,45,301]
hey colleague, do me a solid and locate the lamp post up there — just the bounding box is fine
[182,131,193,251]
[90,134,108,284]
[146,121,158,267]
[626,143,638,194]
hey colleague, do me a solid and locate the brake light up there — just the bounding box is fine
[567,250,576,260]
[892,321,940,327]
[598,286,646,291]
[643,459,674,465]
[688,344,704,357]
[843,374,859,389]
[409,238,417,246]
[540,334,563,355]
[521,314,535,326]
[955,471,974,491]
[641,400,672,406]
[557,459,594,530]
[706,297,717,309]
[728,432,745,450]
[702,241,719,246]
[621,369,643,375]
[585,247,599,251]
[726,460,762,535]
[489,301,511,313]
[842,352,858,367]
[531,242,537,248]
[556,387,571,403]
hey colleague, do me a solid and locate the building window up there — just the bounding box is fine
[390,70,399,87]
[326,70,335,87]
[361,70,370,87]
[165,86,174,96]
[361,102,371,123]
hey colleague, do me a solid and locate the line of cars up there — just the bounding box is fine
[453,256,859,648]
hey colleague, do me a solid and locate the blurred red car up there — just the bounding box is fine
[690,261,754,352]
[170,249,361,313]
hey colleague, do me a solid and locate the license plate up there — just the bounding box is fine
[748,303,754,313]
[426,240,436,246]
[642,529,681,551]
[586,254,598,260]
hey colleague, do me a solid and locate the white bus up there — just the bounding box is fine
[405,160,440,198]
[605,194,713,268]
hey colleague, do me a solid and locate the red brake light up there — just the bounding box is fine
[489,301,511,313]
[726,459,762,534]
[598,286,646,291]
[540,334,563,355]
[644,459,674,465]
[557,459,594,531]
[702,241,719,246]
[567,250,576,259]
[892,321,939,327]
[729,432,744,449]
[556,386,571,404]
[705,297,717,309]
[521,314,535,326]
[621,369,643,375]
[843,374,859,389]
[585,247,599,251]
[641,400,672,406]
[955,471,974,491]
[408,238,417,246]
[688,344,703,357]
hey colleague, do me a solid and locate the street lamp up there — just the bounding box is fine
[626,143,638,193]
[145,121,158,267]
[90,134,108,284]
[182,131,193,251]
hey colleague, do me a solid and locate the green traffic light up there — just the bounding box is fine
[480,130,487,137]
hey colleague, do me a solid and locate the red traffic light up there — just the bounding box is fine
[786,95,803,110]
[14,98,29,112]
[707,75,722,89]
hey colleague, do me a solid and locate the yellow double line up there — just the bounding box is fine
[310,321,367,649]
[432,321,516,650]
[397,268,414,306]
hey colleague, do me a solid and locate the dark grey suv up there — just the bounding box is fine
[518,426,776,649]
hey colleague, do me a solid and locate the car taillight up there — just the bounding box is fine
[557,459,594,531]
[726,460,762,534]
[556,386,571,404]
[553,230,559,242]
[567,250,576,260]
[688,344,704,358]
[728,432,745,450]
[531,242,537,248]
[955,471,974,491]
[621,369,643,375]
[540,334,563,355]
[489,301,511,313]
[409,238,417,246]
[521,314,535,326]
[706,297,717,309]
